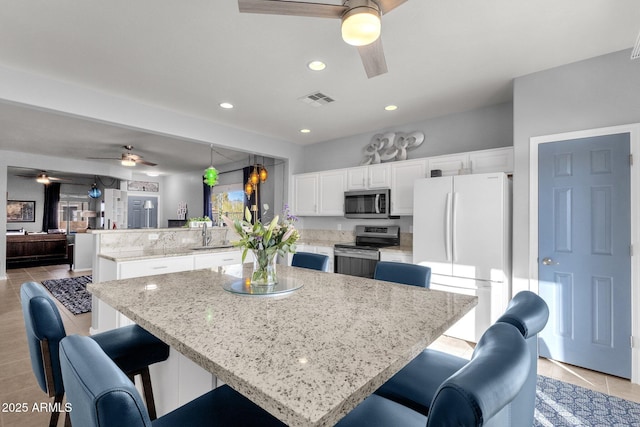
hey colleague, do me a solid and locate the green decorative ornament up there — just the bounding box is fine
[204,166,218,187]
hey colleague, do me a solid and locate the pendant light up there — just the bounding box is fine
[203,144,219,187]
[244,156,268,197]
[88,181,102,199]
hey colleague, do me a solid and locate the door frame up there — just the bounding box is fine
[529,123,640,384]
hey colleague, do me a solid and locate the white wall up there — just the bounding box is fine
[512,48,640,294]
[298,102,513,173]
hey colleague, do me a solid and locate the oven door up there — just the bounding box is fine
[334,247,379,278]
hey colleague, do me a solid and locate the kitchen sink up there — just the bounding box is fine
[191,244,234,250]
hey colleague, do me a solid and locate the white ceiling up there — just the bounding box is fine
[0,0,639,174]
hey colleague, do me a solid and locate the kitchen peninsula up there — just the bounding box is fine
[88,264,477,426]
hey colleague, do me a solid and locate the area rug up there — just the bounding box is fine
[535,375,640,426]
[41,275,92,315]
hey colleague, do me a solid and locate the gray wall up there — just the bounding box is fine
[299,102,513,173]
[512,48,640,294]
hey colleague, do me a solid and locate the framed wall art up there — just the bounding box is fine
[7,200,36,222]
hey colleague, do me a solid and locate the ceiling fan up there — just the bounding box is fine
[16,171,72,184]
[237,0,408,78]
[88,145,157,167]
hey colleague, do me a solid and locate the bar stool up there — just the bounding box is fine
[335,323,529,426]
[291,252,330,271]
[374,290,549,424]
[20,281,170,426]
[59,334,286,427]
[373,261,431,288]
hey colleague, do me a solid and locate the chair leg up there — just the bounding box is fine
[49,394,63,427]
[126,368,158,420]
[140,367,157,420]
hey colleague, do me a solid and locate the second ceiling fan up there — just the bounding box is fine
[238,0,408,78]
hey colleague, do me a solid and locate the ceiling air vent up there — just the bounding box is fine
[632,30,640,60]
[298,91,335,107]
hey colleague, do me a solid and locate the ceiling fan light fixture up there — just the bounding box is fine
[341,4,381,47]
[121,158,136,167]
[36,173,50,184]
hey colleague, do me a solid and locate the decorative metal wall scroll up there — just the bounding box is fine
[361,131,425,165]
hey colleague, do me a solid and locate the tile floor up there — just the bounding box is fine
[1,264,640,426]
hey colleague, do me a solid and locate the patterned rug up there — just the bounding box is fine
[41,275,92,315]
[535,375,640,426]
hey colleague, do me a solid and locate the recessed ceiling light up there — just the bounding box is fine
[307,60,326,71]
[300,129,311,134]
[384,105,398,111]
[219,102,234,109]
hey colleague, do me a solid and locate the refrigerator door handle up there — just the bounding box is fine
[452,192,459,262]
[445,192,452,261]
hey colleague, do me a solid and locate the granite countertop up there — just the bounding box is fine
[98,245,240,262]
[88,265,476,426]
[299,239,413,255]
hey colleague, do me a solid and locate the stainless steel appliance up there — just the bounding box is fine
[344,189,392,219]
[334,225,400,278]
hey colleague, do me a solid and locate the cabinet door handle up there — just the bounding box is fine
[152,266,168,270]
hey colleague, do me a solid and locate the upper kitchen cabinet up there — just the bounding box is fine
[468,147,514,174]
[346,163,391,190]
[292,169,346,216]
[390,159,427,215]
[427,147,513,177]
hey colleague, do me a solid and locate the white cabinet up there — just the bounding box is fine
[390,159,426,215]
[289,244,334,273]
[194,251,243,270]
[103,188,128,229]
[379,251,412,263]
[318,170,346,215]
[427,153,469,177]
[346,164,391,190]
[293,173,319,215]
[293,170,346,216]
[427,147,513,177]
[118,256,194,279]
[468,147,513,174]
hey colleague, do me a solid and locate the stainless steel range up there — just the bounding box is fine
[334,225,400,278]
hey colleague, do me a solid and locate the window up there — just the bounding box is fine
[211,184,245,224]
[57,200,92,233]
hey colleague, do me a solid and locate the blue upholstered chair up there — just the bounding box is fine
[373,261,431,288]
[335,322,529,427]
[291,252,330,272]
[59,334,286,427]
[374,290,549,426]
[20,281,170,425]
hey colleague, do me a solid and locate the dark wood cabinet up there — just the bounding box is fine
[6,234,71,268]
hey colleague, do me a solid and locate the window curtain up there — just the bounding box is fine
[42,182,61,232]
[243,166,261,223]
[203,182,212,220]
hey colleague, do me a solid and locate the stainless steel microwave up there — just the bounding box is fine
[344,189,391,219]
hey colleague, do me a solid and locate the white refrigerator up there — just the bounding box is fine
[413,172,511,342]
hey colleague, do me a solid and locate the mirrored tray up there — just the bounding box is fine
[223,276,303,296]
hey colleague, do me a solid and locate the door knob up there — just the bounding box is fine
[542,257,559,266]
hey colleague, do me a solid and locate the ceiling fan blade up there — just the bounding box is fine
[377,0,408,15]
[86,157,122,160]
[48,177,72,182]
[136,159,157,167]
[631,29,640,60]
[357,37,388,78]
[238,0,346,19]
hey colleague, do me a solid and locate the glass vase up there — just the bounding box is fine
[251,249,278,286]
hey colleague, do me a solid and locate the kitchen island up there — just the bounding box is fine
[88,264,476,427]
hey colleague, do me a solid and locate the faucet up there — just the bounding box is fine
[202,222,211,247]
